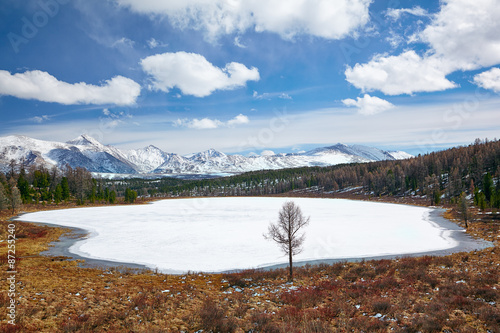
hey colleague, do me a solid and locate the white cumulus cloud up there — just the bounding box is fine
[346,0,500,95]
[345,51,457,95]
[420,0,500,71]
[141,52,259,97]
[113,0,372,41]
[342,94,395,115]
[0,70,141,105]
[189,118,222,129]
[175,114,250,129]
[227,114,249,126]
[473,67,500,93]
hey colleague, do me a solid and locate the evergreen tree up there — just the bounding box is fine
[54,184,63,204]
[109,190,116,204]
[492,190,500,209]
[17,169,31,203]
[61,177,70,200]
[432,190,441,205]
[124,188,138,203]
[483,172,493,205]
[0,183,8,210]
[89,179,97,204]
[478,192,487,211]
[474,187,480,206]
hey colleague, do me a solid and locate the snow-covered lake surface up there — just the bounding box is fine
[16,198,464,273]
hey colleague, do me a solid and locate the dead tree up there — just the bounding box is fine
[264,201,310,281]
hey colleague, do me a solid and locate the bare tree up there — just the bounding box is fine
[264,201,310,281]
[458,192,471,229]
[7,178,23,214]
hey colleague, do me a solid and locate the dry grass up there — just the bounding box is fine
[0,200,498,332]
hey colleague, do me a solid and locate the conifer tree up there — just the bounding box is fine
[124,188,138,203]
[17,169,30,203]
[109,190,116,204]
[61,177,70,200]
[54,184,63,204]
[483,172,493,205]
[0,183,8,211]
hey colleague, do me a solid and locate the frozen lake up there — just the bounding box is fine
[16,198,464,273]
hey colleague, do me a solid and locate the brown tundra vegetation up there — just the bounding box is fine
[0,200,498,333]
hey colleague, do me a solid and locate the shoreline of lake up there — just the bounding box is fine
[14,204,494,274]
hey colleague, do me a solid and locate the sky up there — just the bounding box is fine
[0,0,499,156]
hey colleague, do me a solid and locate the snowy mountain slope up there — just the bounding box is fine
[0,134,413,176]
[125,145,172,173]
[387,151,414,160]
[0,135,70,171]
[0,135,136,174]
[153,153,192,174]
[66,135,137,173]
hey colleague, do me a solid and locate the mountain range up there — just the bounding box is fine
[0,135,413,177]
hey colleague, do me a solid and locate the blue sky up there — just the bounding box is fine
[1,0,499,156]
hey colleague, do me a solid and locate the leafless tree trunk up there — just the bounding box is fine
[459,192,470,229]
[9,186,23,214]
[264,201,310,281]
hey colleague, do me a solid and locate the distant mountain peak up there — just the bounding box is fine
[0,135,413,176]
[138,144,163,152]
[189,148,226,159]
[206,148,224,155]
[67,134,102,147]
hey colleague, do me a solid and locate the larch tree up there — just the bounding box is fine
[458,192,471,229]
[264,201,310,282]
[9,186,23,214]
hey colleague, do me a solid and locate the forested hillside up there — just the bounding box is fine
[1,139,499,212]
[152,139,500,208]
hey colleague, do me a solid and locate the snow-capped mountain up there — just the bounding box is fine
[125,145,172,173]
[0,135,136,174]
[0,134,413,177]
[304,143,413,161]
